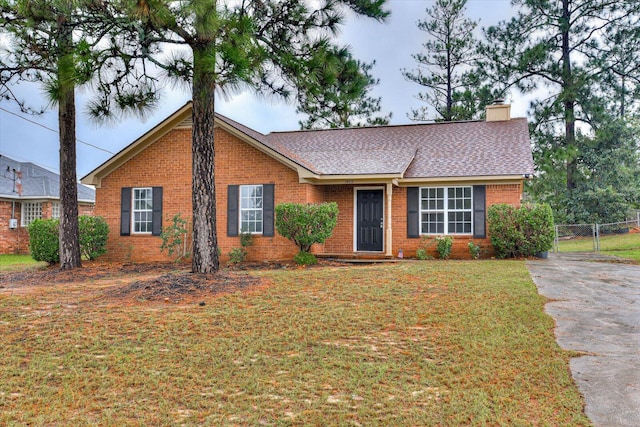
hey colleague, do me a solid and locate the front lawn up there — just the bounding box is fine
[0,261,589,426]
[0,254,47,272]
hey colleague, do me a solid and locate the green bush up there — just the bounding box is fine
[28,218,60,265]
[435,236,453,259]
[415,248,429,260]
[275,202,338,253]
[228,247,247,264]
[468,241,481,260]
[488,204,554,258]
[294,251,318,265]
[228,231,254,264]
[29,216,110,264]
[160,214,190,261]
[78,216,109,260]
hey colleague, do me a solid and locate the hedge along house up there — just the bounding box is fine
[0,154,95,255]
[81,101,534,263]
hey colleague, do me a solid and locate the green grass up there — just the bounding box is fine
[556,231,640,260]
[0,254,47,272]
[0,262,590,426]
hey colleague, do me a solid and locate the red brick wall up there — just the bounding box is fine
[95,127,315,263]
[0,201,27,254]
[0,200,94,255]
[393,183,523,259]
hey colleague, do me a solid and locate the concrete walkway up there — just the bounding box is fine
[527,253,640,427]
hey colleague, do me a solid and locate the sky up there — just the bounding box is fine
[0,0,521,178]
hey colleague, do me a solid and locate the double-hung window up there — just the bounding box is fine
[132,187,154,233]
[120,187,162,236]
[420,186,472,234]
[22,202,43,226]
[240,185,263,233]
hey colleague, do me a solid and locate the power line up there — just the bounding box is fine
[0,106,115,154]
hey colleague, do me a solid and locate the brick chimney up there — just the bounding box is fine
[485,99,511,122]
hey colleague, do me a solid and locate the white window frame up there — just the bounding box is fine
[51,202,61,219]
[420,186,473,235]
[21,201,43,227]
[132,187,153,234]
[239,184,263,234]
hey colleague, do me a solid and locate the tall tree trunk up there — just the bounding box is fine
[561,0,577,191]
[191,43,219,274]
[57,15,81,270]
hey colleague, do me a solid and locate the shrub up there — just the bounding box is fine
[160,214,191,261]
[78,216,109,260]
[28,218,60,265]
[468,241,481,260]
[294,251,318,265]
[488,203,554,258]
[28,216,110,264]
[228,247,247,264]
[435,236,453,259]
[228,231,254,264]
[415,248,429,260]
[275,202,338,253]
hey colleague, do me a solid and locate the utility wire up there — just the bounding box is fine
[0,106,115,154]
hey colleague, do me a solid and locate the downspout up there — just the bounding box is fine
[386,183,393,257]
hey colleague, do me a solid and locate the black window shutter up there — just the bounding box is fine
[227,185,239,237]
[473,185,486,238]
[120,187,131,236]
[263,184,275,237]
[407,187,420,238]
[152,187,163,236]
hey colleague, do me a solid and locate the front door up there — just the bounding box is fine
[356,189,384,252]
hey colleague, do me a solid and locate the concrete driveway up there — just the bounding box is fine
[527,253,640,427]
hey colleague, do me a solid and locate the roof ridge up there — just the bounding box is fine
[267,118,530,136]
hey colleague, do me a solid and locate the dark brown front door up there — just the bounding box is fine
[357,189,384,251]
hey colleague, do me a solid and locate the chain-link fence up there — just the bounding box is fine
[555,216,640,253]
[554,224,597,252]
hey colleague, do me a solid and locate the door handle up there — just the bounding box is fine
[380,220,384,228]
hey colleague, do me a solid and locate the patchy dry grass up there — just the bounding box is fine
[0,261,590,426]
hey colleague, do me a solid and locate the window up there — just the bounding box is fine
[52,202,61,219]
[120,187,162,237]
[240,185,263,233]
[227,184,274,237]
[22,202,43,226]
[420,186,472,235]
[132,188,154,233]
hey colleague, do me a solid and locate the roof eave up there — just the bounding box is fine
[398,174,528,186]
[299,173,403,185]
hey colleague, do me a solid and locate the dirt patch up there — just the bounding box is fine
[0,259,348,303]
[105,271,266,303]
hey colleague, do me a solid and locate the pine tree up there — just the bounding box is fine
[0,0,156,269]
[402,0,488,122]
[122,1,389,273]
[296,46,391,129]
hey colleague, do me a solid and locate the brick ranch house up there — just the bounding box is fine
[0,155,95,255]
[80,102,534,263]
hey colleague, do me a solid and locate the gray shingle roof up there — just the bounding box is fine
[0,154,95,201]
[257,118,534,178]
